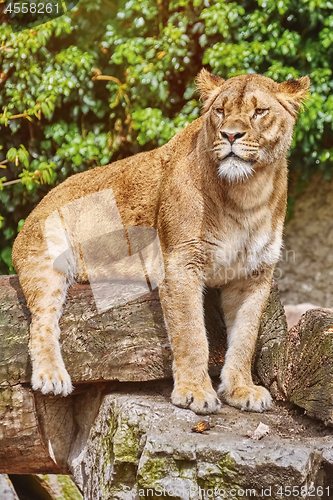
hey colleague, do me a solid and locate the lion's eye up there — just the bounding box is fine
[254,108,267,116]
[216,108,224,114]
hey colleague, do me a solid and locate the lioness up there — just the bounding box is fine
[12,69,309,414]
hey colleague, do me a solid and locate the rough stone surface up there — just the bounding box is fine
[37,475,83,499]
[69,386,333,500]
[0,475,19,500]
[0,275,287,476]
[277,173,333,308]
[4,474,82,500]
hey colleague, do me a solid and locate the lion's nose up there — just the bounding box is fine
[221,131,246,144]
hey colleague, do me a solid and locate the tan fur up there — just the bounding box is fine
[12,69,310,414]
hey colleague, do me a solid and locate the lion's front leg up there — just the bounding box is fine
[159,259,221,415]
[218,269,274,412]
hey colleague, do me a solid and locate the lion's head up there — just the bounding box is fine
[196,69,310,183]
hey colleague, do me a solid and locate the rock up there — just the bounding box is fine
[0,276,286,475]
[36,475,83,500]
[69,385,333,500]
[0,475,19,500]
[247,422,270,440]
[2,474,82,500]
[2,274,333,497]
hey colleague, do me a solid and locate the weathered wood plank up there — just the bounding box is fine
[0,386,63,474]
[258,308,333,425]
[0,276,230,387]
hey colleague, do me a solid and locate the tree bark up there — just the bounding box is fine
[0,276,229,388]
[257,307,333,425]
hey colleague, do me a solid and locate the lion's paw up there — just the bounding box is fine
[218,382,272,412]
[171,384,221,415]
[31,362,73,397]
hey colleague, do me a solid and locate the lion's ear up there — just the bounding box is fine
[195,68,225,102]
[277,76,311,116]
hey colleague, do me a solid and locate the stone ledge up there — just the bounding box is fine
[69,384,333,500]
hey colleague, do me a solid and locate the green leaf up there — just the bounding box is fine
[73,154,83,166]
[1,247,13,270]
[7,148,17,162]
[17,219,25,232]
[18,148,29,168]
[41,102,51,117]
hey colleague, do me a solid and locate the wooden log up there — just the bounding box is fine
[257,307,333,425]
[0,385,65,474]
[0,275,228,387]
[0,383,102,474]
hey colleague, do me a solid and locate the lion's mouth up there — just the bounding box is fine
[221,151,257,164]
[222,151,243,161]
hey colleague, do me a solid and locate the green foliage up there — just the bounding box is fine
[1,0,333,273]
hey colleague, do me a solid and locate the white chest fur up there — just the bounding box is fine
[203,216,283,287]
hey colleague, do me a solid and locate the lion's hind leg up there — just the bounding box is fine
[18,257,73,396]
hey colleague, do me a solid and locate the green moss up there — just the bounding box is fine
[100,405,144,497]
[57,476,83,500]
[37,475,82,500]
[138,457,168,487]
[101,406,143,467]
[0,387,13,410]
[100,408,117,497]
[197,454,243,499]
[113,421,142,463]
